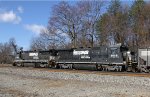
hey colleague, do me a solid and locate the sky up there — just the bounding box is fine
[0,1,61,50]
[0,0,133,50]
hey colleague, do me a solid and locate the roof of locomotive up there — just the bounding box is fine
[20,44,123,53]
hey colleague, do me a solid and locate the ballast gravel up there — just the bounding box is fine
[0,66,150,97]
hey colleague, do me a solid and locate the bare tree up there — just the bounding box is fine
[0,42,13,63]
[30,27,67,50]
[9,38,18,55]
[47,1,105,48]
[48,1,78,48]
[77,0,105,47]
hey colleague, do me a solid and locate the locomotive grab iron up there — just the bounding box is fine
[13,44,150,73]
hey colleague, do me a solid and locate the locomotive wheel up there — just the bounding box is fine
[49,61,57,69]
[16,63,22,67]
[39,64,47,68]
[12,63,16,66]
[96,64,102,71]
[49,63,57,68]
[51,64,57,68]
[131,67,136,72]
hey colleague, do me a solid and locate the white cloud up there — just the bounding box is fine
[24,24,47,34]
[17,6,23,13]
[0,11,21,24]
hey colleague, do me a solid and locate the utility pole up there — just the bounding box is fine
[73,24,76,48]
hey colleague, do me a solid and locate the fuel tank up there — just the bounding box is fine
[73,64,97,70]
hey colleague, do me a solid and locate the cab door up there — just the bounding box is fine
[109,47,123,64]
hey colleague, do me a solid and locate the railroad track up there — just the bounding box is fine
[0,64,150,78]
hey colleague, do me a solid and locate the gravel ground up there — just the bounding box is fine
[0,66,150,97]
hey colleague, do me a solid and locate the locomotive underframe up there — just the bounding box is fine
[56,61,125,71]
[13,59,49,67]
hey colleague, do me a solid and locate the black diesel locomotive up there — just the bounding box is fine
[13,44,139,72]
